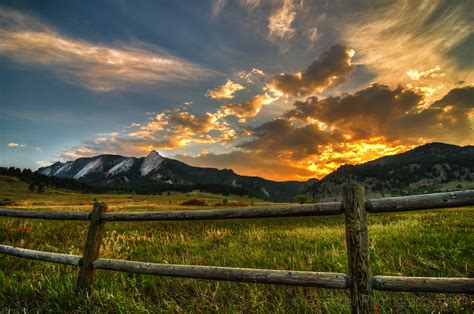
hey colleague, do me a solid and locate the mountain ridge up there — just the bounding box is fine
[307,142,474,201]
[38,151,313,202]
[38,142,473,202]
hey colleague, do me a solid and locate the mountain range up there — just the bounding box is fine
[38,150,314,202]
[38,143,473,202]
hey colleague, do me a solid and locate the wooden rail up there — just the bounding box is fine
[0,244,81,266]
[93,258,350,289]
[365,190,474,213]
[0,208,90,220]
[1,187,473,313]
[101,202,343,221]
[372,276,474,294]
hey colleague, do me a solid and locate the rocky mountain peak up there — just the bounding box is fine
[140,150,164,176]
[146,150,162,158]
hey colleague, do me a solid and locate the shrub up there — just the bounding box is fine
[295,194,309,204]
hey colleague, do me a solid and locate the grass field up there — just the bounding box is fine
[0,175,473,312]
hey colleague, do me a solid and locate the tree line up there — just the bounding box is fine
[0,167,255,197]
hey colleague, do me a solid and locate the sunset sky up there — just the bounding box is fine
[1,0,473,181]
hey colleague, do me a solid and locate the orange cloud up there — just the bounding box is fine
[341,1,472,101]
[0,6,214,91]
[181,85,473,181]
[7,142,26,148]
[219,93,275,121]
[268,0,296,40]
[206,80,245,99]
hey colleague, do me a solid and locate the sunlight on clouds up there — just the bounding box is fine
[267,45,355,96]
[406,66,442,81]
[0,6,214,91]
[238,68,265,84]
[342,1,472,101]
[268,0,296,40]
[206,80,245,99]
[303,139,416,179]
[219,93,277,121]
[7,142,25,148]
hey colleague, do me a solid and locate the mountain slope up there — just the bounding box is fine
[38,151,313,202]
[307,143,474,201]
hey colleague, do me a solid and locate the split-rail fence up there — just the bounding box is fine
[1,184,473,313]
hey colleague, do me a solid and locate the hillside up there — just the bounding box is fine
[308,143,474,201]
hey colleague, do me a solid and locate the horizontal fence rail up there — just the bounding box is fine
[1,187,473,313]
[2,190,472,222]
[93,258,350,289]
[101,202,343,221]
[365,190,474,213]
[0,208,90,220]
[0,244,81,266]
[372,276,474,294]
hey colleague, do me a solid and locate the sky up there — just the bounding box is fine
[1,0,473,181]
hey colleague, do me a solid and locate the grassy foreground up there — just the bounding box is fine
[0,175,473,312]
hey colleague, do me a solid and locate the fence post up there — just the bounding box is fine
[76,201,108,292]
[343,183,373,313]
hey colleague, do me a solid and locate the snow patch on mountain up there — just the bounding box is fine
[140,150,164,176]
[54,162,73,176]
[107,158,134,176]
[39,167,52,176]
[73,158,103,179]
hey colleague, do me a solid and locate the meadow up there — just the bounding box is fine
[0,175,472,312]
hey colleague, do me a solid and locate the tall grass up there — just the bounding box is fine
[0,176,472,312]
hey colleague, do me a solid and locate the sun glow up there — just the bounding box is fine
[296,138,415,180]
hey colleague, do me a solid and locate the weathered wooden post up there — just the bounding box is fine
[343,183,373,313]
[76,202,108,292]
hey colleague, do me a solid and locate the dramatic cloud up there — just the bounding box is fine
[238,118,340,159]
[61,105,238,159]
[183,85,472,180]
[267,44,355,96]
[268,0,296,40]
[284,84,423,141]
[284,84,474,145]
[0,6,214,91]
[206,80,245,99]
[219,93,275,122]
[341,0,473,100]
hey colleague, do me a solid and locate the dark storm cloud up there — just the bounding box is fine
[283,84,473,143]
[267,44,355,96]
[238,118,343,160]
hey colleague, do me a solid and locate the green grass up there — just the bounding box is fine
[0,175,473,312]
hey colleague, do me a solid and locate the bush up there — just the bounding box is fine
[295,194,309,204]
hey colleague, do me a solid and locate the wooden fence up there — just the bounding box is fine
[1,184,473,313]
